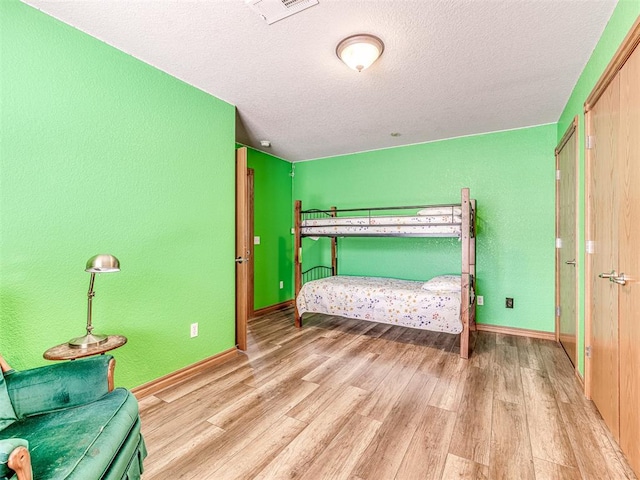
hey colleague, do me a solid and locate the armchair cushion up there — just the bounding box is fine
[1,388,139,479]
[0,438,28,479]
[0,376,17,430]
[4,356,111,419]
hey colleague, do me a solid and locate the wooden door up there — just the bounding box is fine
[587,73,620,439]
[618,43,640,475]
[235,147,249,351]
[555,119,578,367]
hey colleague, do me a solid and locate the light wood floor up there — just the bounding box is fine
[139,308,637,480]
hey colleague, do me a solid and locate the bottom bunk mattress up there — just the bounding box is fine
[296,275,463,334]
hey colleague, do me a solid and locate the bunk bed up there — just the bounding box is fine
[293,187,476,359]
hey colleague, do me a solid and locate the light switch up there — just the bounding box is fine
[254,236,260,245]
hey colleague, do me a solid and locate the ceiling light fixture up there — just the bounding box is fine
[336,34,384,72]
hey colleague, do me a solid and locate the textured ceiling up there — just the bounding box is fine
[23,0,617,162]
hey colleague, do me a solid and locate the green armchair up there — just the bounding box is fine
[0,354,146,480]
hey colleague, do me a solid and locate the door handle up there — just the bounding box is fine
[611,273,627,285]
[235,249,251,264]
[598,270,627,285]
[565,260,576,266]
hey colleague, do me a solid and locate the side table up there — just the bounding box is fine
[43,335,127,361]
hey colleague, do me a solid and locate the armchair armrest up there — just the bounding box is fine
[4,355,114,419]
[0,439,32,480]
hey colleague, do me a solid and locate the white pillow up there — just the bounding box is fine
[421,275,461,291]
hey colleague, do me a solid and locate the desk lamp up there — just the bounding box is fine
[68,254,120,349]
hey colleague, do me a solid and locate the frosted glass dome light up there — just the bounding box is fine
[336,34,384,72]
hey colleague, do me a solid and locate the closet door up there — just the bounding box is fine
[588,73,620,439]
[618,43,640,475]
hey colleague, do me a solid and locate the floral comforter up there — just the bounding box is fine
[296,275,462,334]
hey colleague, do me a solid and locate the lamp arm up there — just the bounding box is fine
[86,272,96,334]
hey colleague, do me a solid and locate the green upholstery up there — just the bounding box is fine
[0,376,17,430]
[103,419,147,480]
[4,356,111,419]
[0,356,146,480]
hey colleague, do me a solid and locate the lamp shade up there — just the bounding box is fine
[86,254,120,273]
[336,34,384,72]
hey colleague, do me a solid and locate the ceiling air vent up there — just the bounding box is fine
[246,0,319,25]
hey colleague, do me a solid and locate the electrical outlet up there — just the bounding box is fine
[506,298,514,309]
[190,323,198,338]
[279,281,284,289]
[477,295,484,306]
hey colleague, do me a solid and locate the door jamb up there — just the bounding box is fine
[248,168,255,320]
[554,116,579,374]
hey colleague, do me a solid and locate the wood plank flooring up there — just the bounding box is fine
[139,308,637,479]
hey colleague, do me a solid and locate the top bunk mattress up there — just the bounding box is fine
[300,206,463,237]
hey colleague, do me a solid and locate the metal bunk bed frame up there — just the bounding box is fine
[293,187,476,359]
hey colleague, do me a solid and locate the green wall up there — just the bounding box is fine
[556,2,640,376]
[0,0,236,388]
[243,146,294,310]
[3,0,634,388]
[294,125,558,332]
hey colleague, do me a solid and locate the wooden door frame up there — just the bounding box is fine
[584,109,593,398]
[555,116,579,373]
[584,16,640,399]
